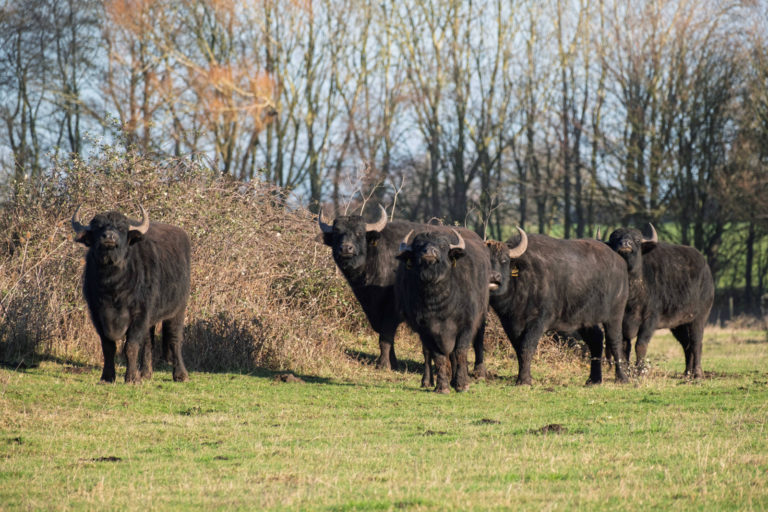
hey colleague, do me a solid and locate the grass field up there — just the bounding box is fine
[1,327,767,511]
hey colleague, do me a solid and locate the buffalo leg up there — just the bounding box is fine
[99,336,117,383]
[512,321,547,385]
[452,347,471,392]
[580,326,604,385]
[140,330,153,381]
[472,319,487,380]
[604,320,628,383]
[163,312,189,382]
[449,351,458,387]
[615,323,637,366]
[123,337,142,384]
[689,317,705,378]
[432,352,452,394]
[157,323,172,363]
[421,345,434,388]
[124,321,148,383]
[670,324,693,375]
[671,321,704,379]
[633,323,656,374]
[376,328,398,371]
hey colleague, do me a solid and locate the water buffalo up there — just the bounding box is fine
[487,228,629,385]
[606,225,714,377]
[72,205,190,383]
[318,207,487,384]
[395,229,490,393]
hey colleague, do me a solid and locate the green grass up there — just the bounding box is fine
[1,328,767,511]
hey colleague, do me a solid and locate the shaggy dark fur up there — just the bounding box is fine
[320,212,486,384]
[487,232,629,385]
[75,211,191,383]
[395,230,490,393]
[607,227,714,377]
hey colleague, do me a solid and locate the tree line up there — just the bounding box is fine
[2,0,767,312]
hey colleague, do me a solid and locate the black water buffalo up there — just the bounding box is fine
[72,205,190,383]
[395,229,490,393]
[606,225,714,378]
[318,207,487,385]
[487,228,629,385]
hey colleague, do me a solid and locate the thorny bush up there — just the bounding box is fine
[0,146,368,374]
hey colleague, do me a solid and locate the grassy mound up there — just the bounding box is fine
[0,147,368,375]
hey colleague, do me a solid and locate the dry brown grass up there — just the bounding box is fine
[0,148,368,374]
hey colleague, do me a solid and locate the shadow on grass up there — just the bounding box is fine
[344,348,426,375]
[0,354,101,372]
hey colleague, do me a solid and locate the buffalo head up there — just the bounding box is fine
[72,205,150,267]
[607,224,658,273]
[318,205,388,272]
[486,227,527,294]
[396,229,466,283]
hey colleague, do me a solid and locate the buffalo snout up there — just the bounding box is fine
[420,246,440,264]
[100,231,119,248]
[489,270,502,290]
[339,241,356,256]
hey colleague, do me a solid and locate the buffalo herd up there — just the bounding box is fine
[71,204,713,390]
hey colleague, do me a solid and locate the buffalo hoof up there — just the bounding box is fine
[585,378,602,386]
[375,359,392,371]
[173,371,189,382]
[454,384,470,393]
[472,364,488,380]
[434,386,450,394]
[141,370,153,381]
[515,377,532,386]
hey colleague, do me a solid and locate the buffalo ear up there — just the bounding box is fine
[641,241,657,254]
[322,232,334,246]
[128,230,144,245]
[448,247,466,260]
[366,230,382,245]
[395,250,411,262]
[74,231,92,247]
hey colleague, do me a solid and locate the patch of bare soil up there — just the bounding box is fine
[84,456,122,462]
[533,424,566,435]
[274,373,305,383]
[474,418,501,425]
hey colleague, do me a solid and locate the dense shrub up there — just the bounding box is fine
[0,146,368,373]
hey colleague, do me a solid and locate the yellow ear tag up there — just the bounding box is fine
[452,258,457,268]
[510,267,519,278]
[406,259,412,270]
[370,240,378,247]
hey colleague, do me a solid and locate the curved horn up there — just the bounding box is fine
[398,229,414,254]
[508,226,528,259]
[129,205,150,235]
[365,204,388,233]
[71,204,90,234]
[318,209,333,234]
[449,229,465,251]
[642,223,658,244]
